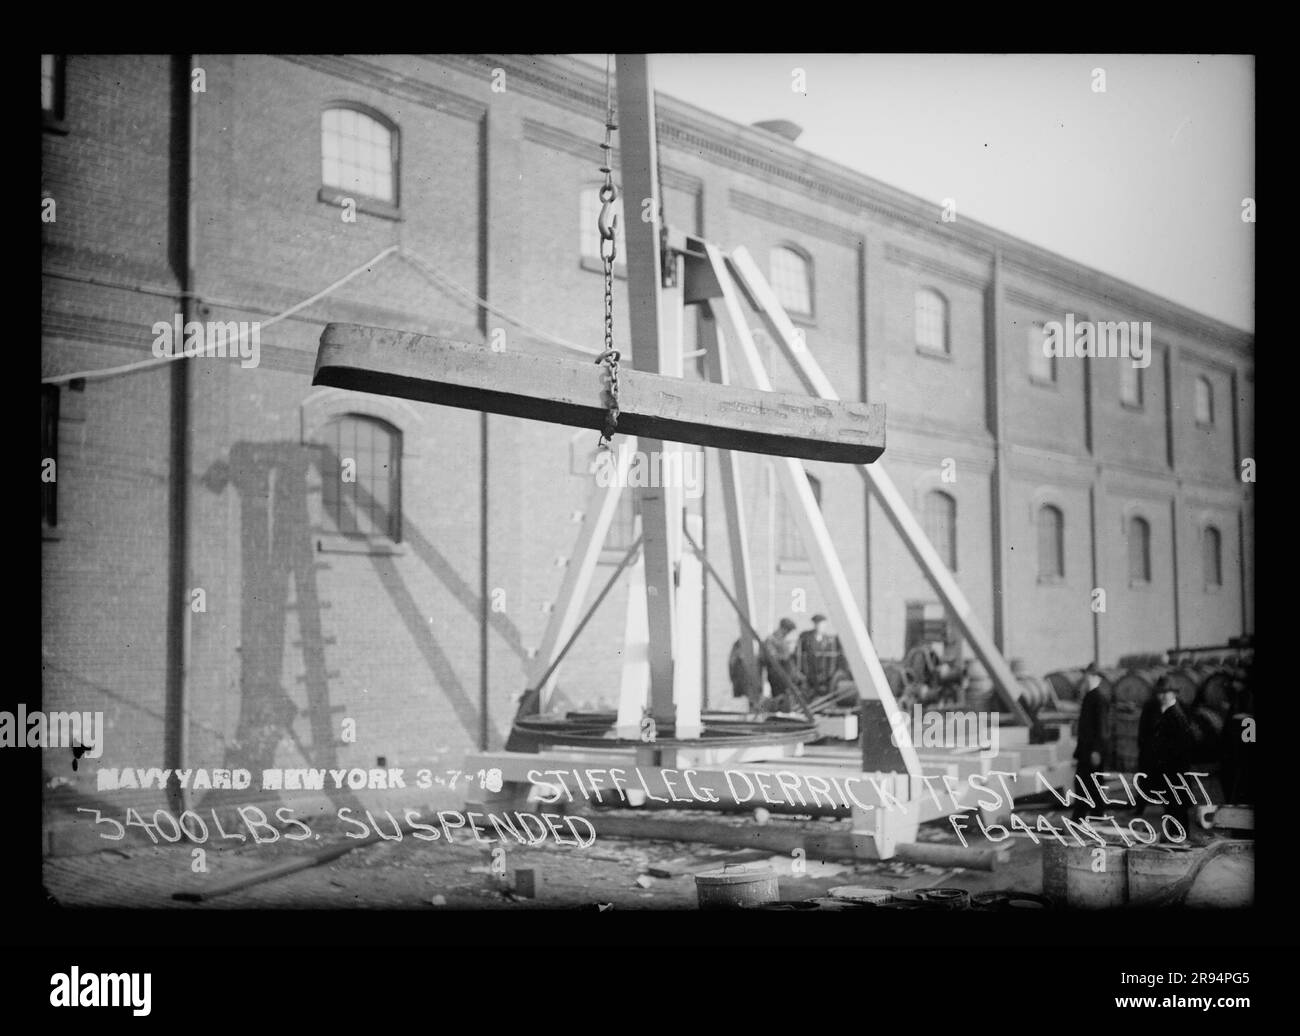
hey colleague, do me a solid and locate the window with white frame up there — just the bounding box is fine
[924,490,958,571]
[914,289,949,354]
[318,414,402,541]
[1120,361,1143,408]
[1028,322,1056,384]
[1037,504,1064,580]
[769,246,813,318]
[778,470,821,562]
[1128,515,1151,583]
[321,106,398,206]
[1203,525,1223,588]
[1195,375,1215,425]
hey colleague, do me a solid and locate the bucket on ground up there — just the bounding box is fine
[1064,843,1128,909]
[1127,843,1202,906]
[694,863,779,909]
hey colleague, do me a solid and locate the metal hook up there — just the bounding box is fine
[598,183,619,246]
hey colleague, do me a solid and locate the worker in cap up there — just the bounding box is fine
[1071,662,1113,821]
[796,613,852,704]
[760,618,807,712]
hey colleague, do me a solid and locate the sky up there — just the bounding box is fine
[574,54,1254,333]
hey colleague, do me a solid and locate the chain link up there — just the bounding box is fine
[595,57,621,452]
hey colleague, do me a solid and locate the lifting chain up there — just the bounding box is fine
[595,56,621,451]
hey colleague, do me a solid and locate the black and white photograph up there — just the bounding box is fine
[21,49,1273,1011]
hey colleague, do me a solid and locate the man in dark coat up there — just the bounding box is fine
[795,614,852,702]
[1072,663,1112,821]
[1147,675,1197,834]
[1218,673,1254,804]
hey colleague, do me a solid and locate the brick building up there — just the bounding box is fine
[41,54,1253,817]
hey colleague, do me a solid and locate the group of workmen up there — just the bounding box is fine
[1072,661,1254,832]
[728,614,858,713]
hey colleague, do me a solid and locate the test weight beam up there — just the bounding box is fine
[313,323,885,464]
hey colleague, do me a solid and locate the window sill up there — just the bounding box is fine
[1029,376,1059,390]
[318,186,402,222]
[42,113,68,135]
[580,255,628,280]
[1036,574,1064,586]
[316,534,405,556]
[916,346,953,362]
[1195,420,1216,431]
[1129,579,1151,591]
[777,559,814,574]
[1203,583,1223,595]
[1119,400,1145,412]
[42,524,62,542]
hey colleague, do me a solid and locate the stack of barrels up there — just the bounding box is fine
[1045,651,1252,768]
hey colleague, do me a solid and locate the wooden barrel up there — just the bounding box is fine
[1017,675,1049,712]
[1190,704,1226,755]
[1127,843,1202,906]
[1184,849,1254,909]
[1042,840,1068,902]
[1099,666,1126,696]
[1164,665,1203,707]
[1197,668,1234,714]
[1065,844,1128,909]
[1046,668,1086,702]
[1111,668,1160,772]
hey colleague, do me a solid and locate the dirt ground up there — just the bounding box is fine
[41,800,1250,911]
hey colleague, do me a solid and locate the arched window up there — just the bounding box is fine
[914,289,949,353]
[579,185,626,267]
[1028,322,1056,383]
[1195,375,1215,425]
[924,490,957,571]
[1203,525,1223,588]
[1037,504,1064,579]
[319,414,401,541]
[779,470,821,561]
[321,105,398,205]
[769,245,813,318]
[1128,515,1151,583]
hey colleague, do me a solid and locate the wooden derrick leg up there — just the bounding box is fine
[530,438,638,712]
[698,314,760,703]
[726,246,1035,731]
[616,529,652,741]
[674,514,704,739]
